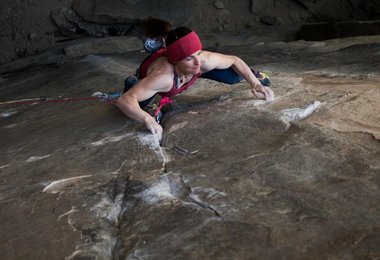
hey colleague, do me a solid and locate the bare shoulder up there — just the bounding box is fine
[199,50,217,62]
[147,56,172,76]
[143,59,174,93]
[201,50,235,61]
[200,50,236,73]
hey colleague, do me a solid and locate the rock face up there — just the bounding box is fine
[292,0,354,20]
[1,0,380,64]
[299,20,380,40]
[63,36,142,57]
[0,35,379,259]
[72,0,193,25]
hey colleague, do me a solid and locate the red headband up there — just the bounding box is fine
[166,31,203,63]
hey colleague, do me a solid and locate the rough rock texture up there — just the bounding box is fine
[299,20,380,40]
[1,0,380,64]
[0,35,379,259]
[72,0,193,26]
[63,36,142,57]
[0,0,69,65]
[50,8,134,38]
[298,0,380,20]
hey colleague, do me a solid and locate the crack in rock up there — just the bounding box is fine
[136,173,221,217]
[137,133,167,166]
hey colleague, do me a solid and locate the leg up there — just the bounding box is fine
[200,68,243,84]
[201,67,271,86]
[123,75,138,93]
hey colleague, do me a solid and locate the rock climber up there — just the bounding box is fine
[114,18,274,140]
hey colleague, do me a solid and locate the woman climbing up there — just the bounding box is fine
[114,18,274,140]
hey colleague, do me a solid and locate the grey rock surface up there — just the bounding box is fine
[50,8,134,37]
[72,0,193,25]
[2,0,380,65]
[63,36,142,57]
[0,36,380,259]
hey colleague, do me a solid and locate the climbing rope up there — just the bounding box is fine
[0,92,122,106]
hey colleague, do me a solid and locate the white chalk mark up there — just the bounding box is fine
[57,206,79,221]
[137,179,175,204]
[0,164,10,170]
[43,175,92,193]
[1,109,18,118]
[281,100,321,121]
[91,195,124,223]
[167,121,189,134]
[26,154,52,163]
[90,133,132,146]
[137,133,167,164]
[192,186,227,199]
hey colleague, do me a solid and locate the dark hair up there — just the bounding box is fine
[166,27,192,46]
[140,17,172,38]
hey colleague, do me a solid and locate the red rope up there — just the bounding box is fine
[0,96,112,106]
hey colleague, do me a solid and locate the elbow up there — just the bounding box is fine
[232,55,241,64]
[115,94,134,112]
[230,56,244,70]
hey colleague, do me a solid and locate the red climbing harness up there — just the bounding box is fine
[154,97,174,117]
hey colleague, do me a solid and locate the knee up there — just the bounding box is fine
[225,75,243,84]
